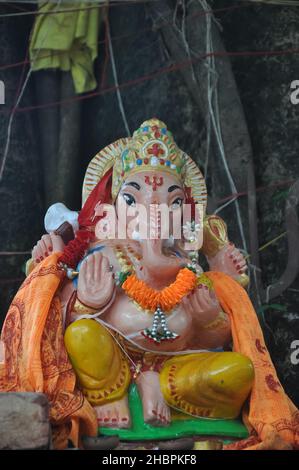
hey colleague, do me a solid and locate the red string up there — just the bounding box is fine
[58,229,91,270]
[0,3,251,73]
[0,177,295,259]
[0,2,247,20]
[1,46,299,116]
[0,252,31,256]
[217,179,295,205]
[0,1,152,19]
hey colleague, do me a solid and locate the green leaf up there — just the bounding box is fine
[257,303,287,314]
[272,189,289,202]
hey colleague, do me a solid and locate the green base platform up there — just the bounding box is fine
[99,384,248,441]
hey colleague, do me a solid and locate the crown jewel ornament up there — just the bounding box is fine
[82,118,208,214]
[111,118,187,199]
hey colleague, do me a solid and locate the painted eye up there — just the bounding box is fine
[123,193,136,207]
[171,197,183,209]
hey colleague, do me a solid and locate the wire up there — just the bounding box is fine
[216,178,294,205]
[100,14,110,89]
[214,195,238,215]
[0,2,29,13]
[245,232,287,261]
[0,0,63,183]
[0,70,33,182]
[0,0,163,19]
[0,3,251,73]
[198,0,248,253]
[107,13,131,136]
[0,251,31,256]
[0,175,292,258]
[1,46,298,118]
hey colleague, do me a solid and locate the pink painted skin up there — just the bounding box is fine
[207,242,247,277]
[32,233,65,263]
[27,170,247,429]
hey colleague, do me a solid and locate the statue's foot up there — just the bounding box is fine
[136,371,171,426]
[95,395,131,429]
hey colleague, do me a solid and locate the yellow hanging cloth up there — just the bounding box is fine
[29,2,101,94]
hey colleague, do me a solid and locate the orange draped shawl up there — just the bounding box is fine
[0,255,298,449]
[207,271,299,450]
[0,253,97,449]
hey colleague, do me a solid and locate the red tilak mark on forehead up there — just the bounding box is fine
[144,176,164,191]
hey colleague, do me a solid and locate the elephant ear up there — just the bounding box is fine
[201,215,229,259]
[183,154,207,212]
[183,155,207,247]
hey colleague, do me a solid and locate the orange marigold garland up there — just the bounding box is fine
[116,246,202,343]
[122,267,197,312]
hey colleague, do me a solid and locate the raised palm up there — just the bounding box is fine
[77,251,115,309]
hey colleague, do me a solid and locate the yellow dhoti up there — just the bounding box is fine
[64,319,254,419]
[160,352,254,419]
[64,319,131,406]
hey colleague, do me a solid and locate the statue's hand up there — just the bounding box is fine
[182,286,222,327]
[208,243,247,277]
[32,233,65,263]
[77,251,115,309]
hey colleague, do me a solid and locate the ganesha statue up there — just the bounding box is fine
[0,119,298,450]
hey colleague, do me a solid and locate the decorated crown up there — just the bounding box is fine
[112,118,186,190]
[82,118,207,209]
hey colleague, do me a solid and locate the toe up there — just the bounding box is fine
[159,402,171,426]
[163,405,171,425]
[144,407,158,425]
[157,404,165,425]
[120,416,130,427]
